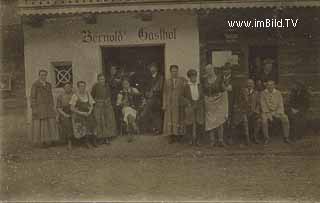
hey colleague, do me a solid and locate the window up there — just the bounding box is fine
[52,62,73,88]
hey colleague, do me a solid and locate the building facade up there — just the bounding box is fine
[17,0,320,121]
[1,0,25,99]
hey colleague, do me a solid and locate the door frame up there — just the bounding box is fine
[100,43,166,79]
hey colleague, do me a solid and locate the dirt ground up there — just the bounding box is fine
[1,107,320,202]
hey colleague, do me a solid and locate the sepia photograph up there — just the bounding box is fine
[0,0,320,202]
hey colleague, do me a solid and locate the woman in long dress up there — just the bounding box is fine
[30,69,59,147]
[91,74,117,145]
[70,81,97,149]
[162,65,187,143]
[202,64,229,147]
[56,82,74,150]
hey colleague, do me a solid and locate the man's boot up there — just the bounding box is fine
[85,136,92,149]
[91,136,98,148]
[245,133,250,146]
[209,131,216,147]
[67,139,72,150]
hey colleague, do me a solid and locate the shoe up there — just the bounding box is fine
[263,139,269,146]
[105,138,111,145]
[168,135,175,144]
[253,138,259,144]
[210,141,216,147]
[85,142,92,149]
[218,142,226,147]
[92,138,98,148]
[127,136,134,143]
[67,140,72,150]
[284,138,291,144]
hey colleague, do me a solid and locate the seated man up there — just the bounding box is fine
[116,78,141,140]
[287,80,310,141]
[235,79,261,145]
[260,80,290,145]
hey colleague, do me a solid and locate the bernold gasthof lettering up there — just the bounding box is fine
[138,27,177,41]
[82,30,125,43]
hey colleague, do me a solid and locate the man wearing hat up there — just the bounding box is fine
[287,80,311,141]
[140,62,163,134]
[182,69,204,146]
[259,58,278,86]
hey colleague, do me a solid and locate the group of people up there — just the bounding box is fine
[30,61,310,149]
[30,63,164,149]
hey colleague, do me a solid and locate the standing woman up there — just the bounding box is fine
[91,74,117,145]
[30,69,59,147]
[70,81,97,148]
[202,64,229,147]
[56,82,74,150]
[163,65,187,143]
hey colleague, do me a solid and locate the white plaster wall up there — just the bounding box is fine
[23,11,199,121]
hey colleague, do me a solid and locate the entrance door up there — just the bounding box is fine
[248,46,278,83]
[101,45,165,134]
[102,45,164,93]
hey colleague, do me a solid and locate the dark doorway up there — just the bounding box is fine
[101,45,165,134]
[102,45,165,93]
[248,46,278,84]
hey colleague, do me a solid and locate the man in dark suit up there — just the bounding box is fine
[236,79,261,145]
[140,63,164,134]
[287,80,311,141]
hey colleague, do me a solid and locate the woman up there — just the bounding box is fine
[116,78,141,142]
[91,74,117,145]
[202,64,229,147]
[70,81,97,148]
[56,82,74,150]
[30,69,59,147]
[163,65,187,144]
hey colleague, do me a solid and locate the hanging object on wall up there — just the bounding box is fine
[82,14,97,24]
[23,16,44,28]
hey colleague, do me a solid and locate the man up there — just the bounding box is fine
[140,63,164,134]
[260,80,290,145]
[235,79,261,145]
[109,65,123,133]
[163,65,187,143]
[259,58,277,86]
[182,69,204,146]
[287,80,310,141]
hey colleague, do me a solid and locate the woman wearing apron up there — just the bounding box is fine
[70,81,97,148]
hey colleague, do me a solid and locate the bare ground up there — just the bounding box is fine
[1,108,320,202]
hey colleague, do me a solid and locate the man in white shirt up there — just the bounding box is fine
[260,80,290,145]
[182,69,204,145]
